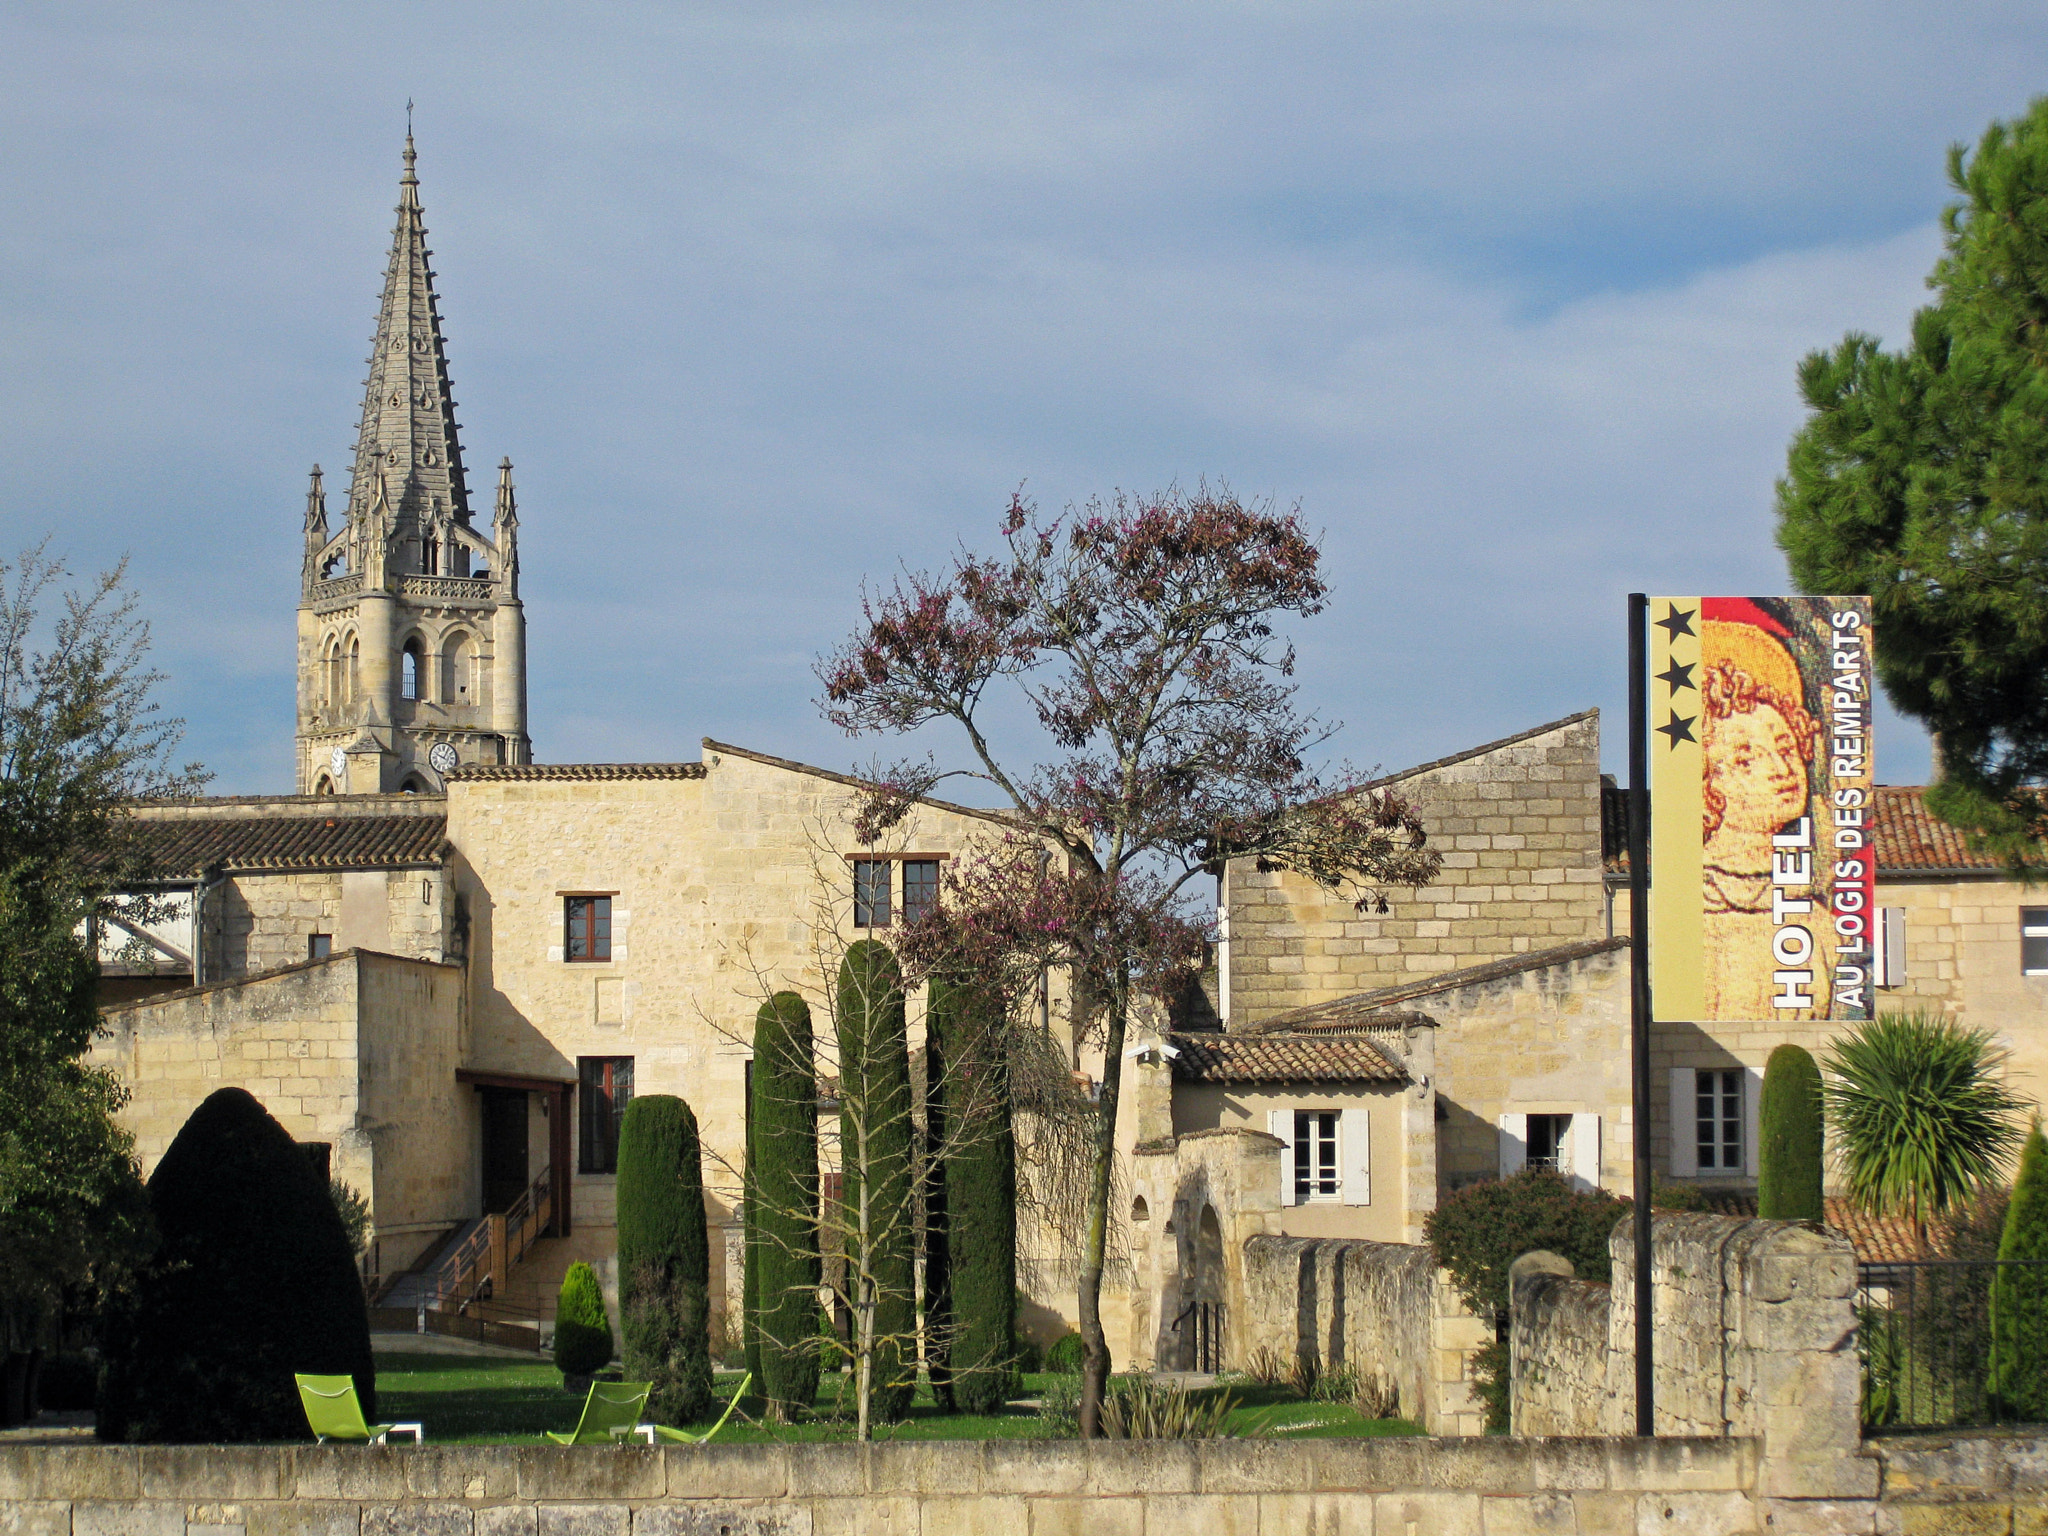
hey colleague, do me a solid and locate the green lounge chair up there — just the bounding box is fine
[295,1374,423,1444]
[547,1380,655,1444]
[644,1372,751,1444]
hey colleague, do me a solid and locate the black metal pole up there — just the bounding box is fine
[1627,592,1655,1436]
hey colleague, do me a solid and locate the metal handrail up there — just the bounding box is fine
[419,1163,555,1315]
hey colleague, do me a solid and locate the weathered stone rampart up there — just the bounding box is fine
[1241,1235,1489,1436]
[0,1435,1768,1535]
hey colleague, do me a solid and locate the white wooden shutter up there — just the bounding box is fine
[1876,907,1907,987]
[1270,1109,1295,1206]
[1668,1068,1698,1178]
[1341,1107,1372,1206]
[1497,1113,1527,1177]
[1744,1068,1764,1178]
[1567,1113,1601,1192]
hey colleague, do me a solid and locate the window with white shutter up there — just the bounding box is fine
[1566,1113,1601,1192]
[1498,1113,1528,1177]
[1269,1109,1295,1206]
[1341,1107,1371,1206]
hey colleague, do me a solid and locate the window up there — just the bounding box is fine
[853,860,892,928]
[2024,908,2048,976]
[308,933,332,960]
[401,640,423,701]
[1272,1107,1371,1206]
[1526,1113,1573,1173]
[902,860,940,925]
[578,1056,633,1173]
[1294,1110,1339,1202]
[1695,1069,1744,1172]
[566,896,611,962]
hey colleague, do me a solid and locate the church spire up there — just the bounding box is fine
[347,134,471,572]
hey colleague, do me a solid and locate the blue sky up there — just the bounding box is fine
[4,5,2044,794]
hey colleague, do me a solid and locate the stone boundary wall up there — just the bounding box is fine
[1240,1236,1489,1436]
[0,1436,1765,1536]
[1508,1254,1610,1437]
[1507,1211,1870,1506]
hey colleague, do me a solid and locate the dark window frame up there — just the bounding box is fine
[308,933,333,960]
[902,859,940,925]
[578,1055,634,1174]
[565,895,613,963]
[853,860,892,928]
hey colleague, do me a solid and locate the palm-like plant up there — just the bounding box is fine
[1822,1012,2029,1254]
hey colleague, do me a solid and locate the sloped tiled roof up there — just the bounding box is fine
[1697,1189,1927,1266]
[1167,1031,1406,1085]
[447,763,707,782]
[127,814,447,875]
[1602,782,2012,879]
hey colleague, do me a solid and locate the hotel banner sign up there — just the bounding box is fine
[1649,596,1874,1021]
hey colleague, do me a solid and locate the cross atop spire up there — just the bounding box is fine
[347,133,470,562]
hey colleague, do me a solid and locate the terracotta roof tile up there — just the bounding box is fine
[128,814,447,875]
[1166,1031,1406,1085]
[447,763,707,782]
[1602,782,2015,878]
[1696,1189,1930,1265]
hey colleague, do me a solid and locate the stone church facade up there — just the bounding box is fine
[91,143,2048,1380]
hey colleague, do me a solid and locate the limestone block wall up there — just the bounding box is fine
[1509,1257,1611,1436]
[210,867,450,981]
[1240,1235,1490,1436]
[1420,941,1633,1196]
[0,1434,1774,1536]
[91,950,469,1278]
[1222,711,1606,1024]
[1511,1211,1869,1502]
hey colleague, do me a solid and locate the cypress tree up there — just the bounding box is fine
[97,1088,373,1442]
[837,940,915,1426]
[929,973,1016,1415]
[1990,1121,2048,1420]
[553,1262,614,1377]
[751,991,821,1421]
[1757,1044,1825,1222]
[616,1094,713,1424]
[922,989,954,1414]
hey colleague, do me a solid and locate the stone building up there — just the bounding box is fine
[92,141,2048,1379]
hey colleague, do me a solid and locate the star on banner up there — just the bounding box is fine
[1656,659,1696,694]
[1655,604,1696,640]
[1656,710,1697,747]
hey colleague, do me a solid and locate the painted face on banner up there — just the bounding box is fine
[1706,699,1809,842]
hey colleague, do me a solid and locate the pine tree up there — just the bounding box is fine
[1778,98,2048,853]
[1989,1121,2048,1419]
[927,972,1016,1415]
[97,1088,373,1442]
[1758,1044,1825,1222]
[615,1094,713,1424]
[836,940,916,1429]
[751,991,821,1421]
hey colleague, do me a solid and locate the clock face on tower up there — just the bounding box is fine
[428,742,459,774]
[329,747,348,778]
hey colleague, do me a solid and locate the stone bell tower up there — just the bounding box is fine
[296,137,531,794]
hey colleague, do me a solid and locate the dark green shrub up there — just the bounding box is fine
[553,1263,613,1377]
[1424,1167,1630,1433]
[1044,1332,1085,1375]
[836,941,915,1425]
[96,1088,374,1442]
[927,973,1016,1415]
[752,991,821,1421]
[616,1095,713,1424]
[1990,1122,2048,1419]
[1758,1044,1825,1222]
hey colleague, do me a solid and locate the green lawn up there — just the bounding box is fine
[374,1354,1423,1445]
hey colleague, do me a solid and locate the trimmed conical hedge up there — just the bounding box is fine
[1758,1044,1825,1222]
[1990,1122,2048,1419]
[928,972,1016,1415]
[97,1088,373,1442]
[836,940,915,1425]
[752,991,821,1421]
[554,1262,614,1376]
[617,1094,713,1423]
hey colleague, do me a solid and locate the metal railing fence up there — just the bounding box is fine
[1857,1259,2048,1430]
